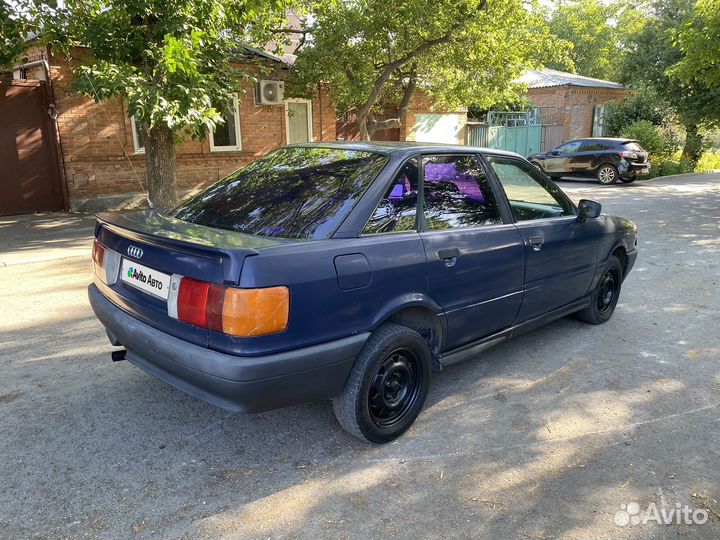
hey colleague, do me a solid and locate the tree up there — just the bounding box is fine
[1,1,30,68]
[617,0,718,163]
[671,0,720,122]
[289,0,564,140]
[28,0,293,209]
[603,83,673,137]
[545,0,620,80]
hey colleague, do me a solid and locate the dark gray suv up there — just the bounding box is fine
[528,138,650,184]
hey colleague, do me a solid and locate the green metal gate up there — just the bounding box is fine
[466,111,542,157]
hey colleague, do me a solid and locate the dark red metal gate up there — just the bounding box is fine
[0,80,67,216]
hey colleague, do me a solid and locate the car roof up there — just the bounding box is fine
[287,141,523,158]
[570,137,638,144]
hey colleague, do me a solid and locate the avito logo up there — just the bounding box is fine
[126,267,164,291]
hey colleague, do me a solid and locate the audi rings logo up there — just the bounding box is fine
[127,245,144,259]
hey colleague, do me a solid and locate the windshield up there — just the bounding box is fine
[171,147,388,239]
[623,142,644,152]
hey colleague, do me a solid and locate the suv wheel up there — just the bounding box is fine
[574,255,623,324]
[620,175,636,184]
[596,164,618,185]
[332,323,431,443]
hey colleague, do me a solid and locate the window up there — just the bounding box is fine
[210,98,242,151]
[363,158,419,234]
[555,141,582,154]
[623,142,643,152]
[422,155,502,230]
[130,116,144,154]
[172,147,388,240]
[580,141,609,152]
[285,99,313,144]
[487,157,575,222]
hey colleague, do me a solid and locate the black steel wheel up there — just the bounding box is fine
[575,255,623,324]
[333,323,431,443]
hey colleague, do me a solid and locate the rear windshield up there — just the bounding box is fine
[623,142,644,152]
[171,147,388,239]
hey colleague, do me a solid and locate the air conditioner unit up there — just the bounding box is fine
[255,80,285,106]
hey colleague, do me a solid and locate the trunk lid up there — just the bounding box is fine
[94,210,290,345]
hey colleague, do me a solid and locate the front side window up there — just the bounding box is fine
[422,155,502,230]
[172,147,388,239]
[363,158,418,234]
[210,98,242,151]
[487,157,575,222]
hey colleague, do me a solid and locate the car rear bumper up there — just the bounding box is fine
[88,284,368,413]
[621,161,651,177]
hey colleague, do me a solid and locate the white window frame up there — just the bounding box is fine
[129,116,145,154]
[284,98,313,144]
[210,97,242,152]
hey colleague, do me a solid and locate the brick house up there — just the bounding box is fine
[337,90,468,145]
[518,69,626,149]
[1,43,335,214]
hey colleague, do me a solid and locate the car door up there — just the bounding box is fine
[484,155,601,322]
[418,154,526,349]
[573,141,604,174]
[543,141,581,175]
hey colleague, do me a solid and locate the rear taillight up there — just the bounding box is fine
[620,151,638,159]
[92,239,121,285]
[168,275,289,337]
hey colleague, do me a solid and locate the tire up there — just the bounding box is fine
[332,323,432,443]
[596,163,619,185]
[574,255,623,324]
[620,175,636,184]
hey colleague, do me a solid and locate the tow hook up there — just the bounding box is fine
[111,349,127,362]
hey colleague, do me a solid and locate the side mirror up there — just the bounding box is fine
[550,150,560,156]
[578,199,602,219]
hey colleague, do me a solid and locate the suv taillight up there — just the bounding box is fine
[168,275,289,337]
[620,151,638,159]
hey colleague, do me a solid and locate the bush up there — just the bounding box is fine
[621,120,676,159]
[651,157,694,178]
[604,84,673,137]
[695,149,720,172]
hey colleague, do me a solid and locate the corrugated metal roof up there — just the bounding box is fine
[517,69,624,90]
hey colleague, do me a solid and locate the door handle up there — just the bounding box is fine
[438,248,460,266]
[528,236,544,251]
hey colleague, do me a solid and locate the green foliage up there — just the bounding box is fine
[670,0,720,125]
[695,149,720,173]
[545,0,620,80]
[652,156,694,178]
[0,1,29,68]
[621,120,675,159]
[35,0,292,139]
[604,84,673,137]
[290,0,566,138]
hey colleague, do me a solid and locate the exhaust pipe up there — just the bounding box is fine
[111,349,127,362]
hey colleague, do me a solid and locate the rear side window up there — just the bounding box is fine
[580,141,609,151]
[623,142,643,152]
[422,155,502,230]
[363,158,418,234]
[172,147,388,239]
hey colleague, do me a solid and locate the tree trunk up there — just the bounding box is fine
[358,112,371,141]
[681,123,704,165]
[143,122,179,210]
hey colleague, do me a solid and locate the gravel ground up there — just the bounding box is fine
[0,173,719,539]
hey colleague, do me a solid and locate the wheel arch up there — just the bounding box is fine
[371,298,447,362]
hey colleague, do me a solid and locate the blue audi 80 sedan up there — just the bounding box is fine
[89,142,638,443]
